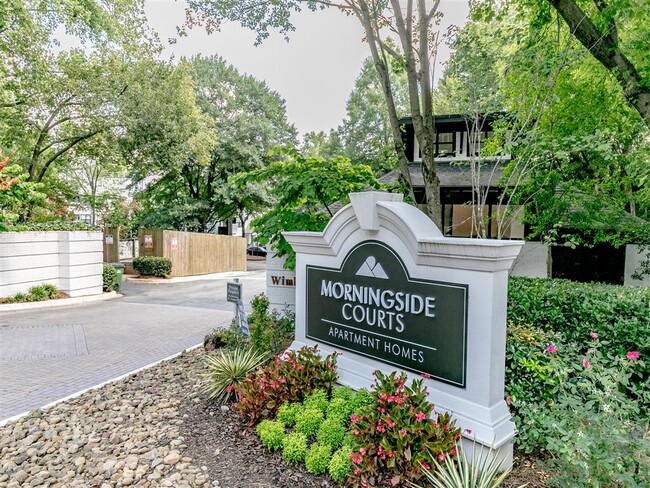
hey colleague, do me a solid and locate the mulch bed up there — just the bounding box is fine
[179,384,549,488]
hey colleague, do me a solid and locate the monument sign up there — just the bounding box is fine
[284,192,524,467]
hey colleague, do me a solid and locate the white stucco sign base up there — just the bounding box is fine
[284,192,524,467]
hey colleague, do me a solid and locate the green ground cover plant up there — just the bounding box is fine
[305,442,332,474]
[132,256,172,277]
[3,284,59,303]
[256,420,285,451]
[328,446,352,482]
[282,432,308,463]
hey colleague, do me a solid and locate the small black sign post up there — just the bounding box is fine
[227,279,248,337]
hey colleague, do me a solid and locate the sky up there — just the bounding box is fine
[144,1,471,137]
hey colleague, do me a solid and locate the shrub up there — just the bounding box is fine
[305,443,332,475]
[103,263,117,292]
[317,418,345,448]
[328,446,352,482]
[27,284,58,301]
[349,387,374,412]
[303,389,328,413]
[326,397,354,424]
[3,284,59,303]
[1,221,99,232]
[349,370,460,485]
[256,420,285,451]
[133,256,172,277]
[295,407,324,437]
[202,348,268,403]
[277,402,301,426]
[248,294,295,355]
[235,346,338,425]
[282,432,308,463]
[331,385,354,402]
[529,341,650,486]
[508,277,649,397]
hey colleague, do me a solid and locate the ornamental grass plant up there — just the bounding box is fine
[202,347,268,403]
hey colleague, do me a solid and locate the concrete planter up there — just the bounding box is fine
[0,231,103,298]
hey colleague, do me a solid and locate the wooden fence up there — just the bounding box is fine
[137,229,246,277]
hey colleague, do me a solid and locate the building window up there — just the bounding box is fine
[442,202,524,239]
[435,133,455,157]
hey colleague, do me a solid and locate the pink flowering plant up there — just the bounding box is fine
[235,345,338,425]
[348,370,460,486]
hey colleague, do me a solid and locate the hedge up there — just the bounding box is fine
[507,277,649,402]
[132,256,172,277]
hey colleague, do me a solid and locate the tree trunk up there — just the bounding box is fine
[547,0,650,127]
[355,1,416,204]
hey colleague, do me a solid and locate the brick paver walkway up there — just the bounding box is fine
[0,269,266,422]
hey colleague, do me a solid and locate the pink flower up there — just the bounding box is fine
[590,332,598,340]
[465,429,472,435]
[350,414,358,423]
[438,453,446,462]
[547,345,557,354]
[627,351,640,360]
[582,358,592,369]
[420,373,432,380]
[415,412,426,422]
[422,462,430,470]
[353,430,360,436]
[360,448,367,455]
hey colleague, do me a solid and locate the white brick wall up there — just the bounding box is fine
[0,231,103,298]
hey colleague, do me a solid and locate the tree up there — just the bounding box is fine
[443,3,650,249]
[182,0,451,224]
[132,56,296,232]
[0,157,46,228]
[236,148,381,269]
[338,56,409,176]
[543,0,650,126]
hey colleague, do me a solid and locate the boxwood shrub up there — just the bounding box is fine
[133,256,172,277]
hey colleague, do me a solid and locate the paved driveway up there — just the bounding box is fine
[0,267,267,422]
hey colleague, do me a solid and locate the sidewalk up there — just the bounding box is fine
[0,269,266,422]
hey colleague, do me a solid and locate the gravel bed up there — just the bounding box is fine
[0,349,210,487]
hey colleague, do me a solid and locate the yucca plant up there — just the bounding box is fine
[408,441,526,488]
[202,348,268,403]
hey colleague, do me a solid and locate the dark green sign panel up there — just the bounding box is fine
[306,241,468,387]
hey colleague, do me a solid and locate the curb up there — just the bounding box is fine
[0,291,119,313]
[0,343,203,427]
[125,270,263,284]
